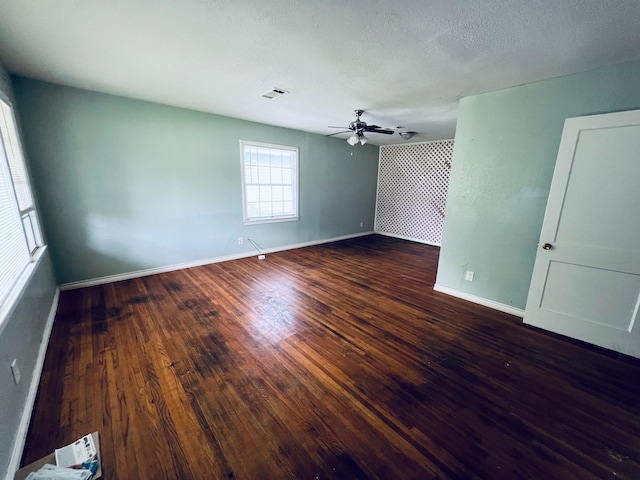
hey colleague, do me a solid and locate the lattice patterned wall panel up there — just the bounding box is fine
[375,140,454,246]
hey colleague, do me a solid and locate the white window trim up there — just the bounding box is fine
[240,140,300,225]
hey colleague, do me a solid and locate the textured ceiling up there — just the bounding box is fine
[1,1,640,145]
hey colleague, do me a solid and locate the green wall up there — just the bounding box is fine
[12,78,379,285]
[436,59,640,310]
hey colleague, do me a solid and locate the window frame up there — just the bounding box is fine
[0,90,46,330]
[0,94,44,253]
[240,140,300,225]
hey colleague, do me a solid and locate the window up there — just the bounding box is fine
[0,94,44,316]
[240,141,299,224]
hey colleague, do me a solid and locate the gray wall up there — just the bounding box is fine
[436,59,640,310]
[0,65,58,480]
[12,78,380,285]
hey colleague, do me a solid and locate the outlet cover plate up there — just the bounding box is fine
[11,359,21,385]
[465,271,474,282]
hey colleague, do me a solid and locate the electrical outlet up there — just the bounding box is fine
[258,254,266,260]
[465,271,474,282]
[360,222,364,227]
[11,359,21,385]
[238,237,243,245]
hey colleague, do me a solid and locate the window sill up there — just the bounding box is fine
[243,216,300,226]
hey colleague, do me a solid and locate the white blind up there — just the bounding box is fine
[0,135,31,307]
[0,100,34,211]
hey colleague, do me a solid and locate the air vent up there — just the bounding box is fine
[261,88,289,99]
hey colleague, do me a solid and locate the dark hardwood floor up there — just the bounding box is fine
[22,235,640,479]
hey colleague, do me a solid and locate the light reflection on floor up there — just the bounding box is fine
[245,273,302,343]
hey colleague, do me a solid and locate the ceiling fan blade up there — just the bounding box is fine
[363,125,395,134]
[326,130,351,137]
[328,125,350,129]
[370,129,395,135]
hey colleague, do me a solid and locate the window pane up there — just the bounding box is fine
[0,145,31,308]
[245,146,257,164]
[272,202,284,216]
[272,186,283,201]
[29,210,43,246]
[271,167,283,184]
[22,214,37,253]
[246,185,260,202]
[282,168,292,184]
[258,166,271,184]
[0,101,34,211]
[241,141,298,223]
[251,166,260,182]
[281,152,292,168]
[259,203,272,217]
[0,98,44,321]
[259,185,272,202]
[247,202,260,218]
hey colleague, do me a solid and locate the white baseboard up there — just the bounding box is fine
[60,231,375,290]
[433,284,525,318]
[7,287,60,480]
[374,231,441,247]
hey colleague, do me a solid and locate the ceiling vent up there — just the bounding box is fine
[261,88,289,99]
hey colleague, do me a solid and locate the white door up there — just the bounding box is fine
[524,109,640,359]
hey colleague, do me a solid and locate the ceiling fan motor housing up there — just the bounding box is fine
[349,109,366,131]
[349,120,366,131]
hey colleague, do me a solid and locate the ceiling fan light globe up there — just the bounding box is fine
[347,133,359,146]
[399,131,416,140]
[359,133,368,145]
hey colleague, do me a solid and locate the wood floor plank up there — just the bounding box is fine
[21,235,640,479]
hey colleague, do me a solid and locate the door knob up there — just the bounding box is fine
[542,243,553,250]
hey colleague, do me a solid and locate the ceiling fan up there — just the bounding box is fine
[328,109,395,145]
